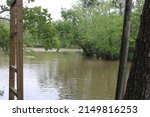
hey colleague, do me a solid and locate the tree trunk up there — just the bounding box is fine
[115,0,132,100]
[124,0,150,99]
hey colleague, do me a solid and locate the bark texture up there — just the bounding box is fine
[124,0,150,99]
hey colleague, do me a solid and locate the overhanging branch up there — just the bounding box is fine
[0,9,10,14]
[0,17,10,21]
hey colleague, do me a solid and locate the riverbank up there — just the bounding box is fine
[26,47,83,53]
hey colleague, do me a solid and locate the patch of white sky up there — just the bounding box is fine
[26,0,78,21]
[0,0,138,21]
[0,0,78,20]
[31,0,137,21]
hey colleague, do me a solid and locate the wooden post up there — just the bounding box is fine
[9,0,23,100]
[9,2,16,100]
[16,0,23,100]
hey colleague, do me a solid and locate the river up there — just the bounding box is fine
[0,52,130,100]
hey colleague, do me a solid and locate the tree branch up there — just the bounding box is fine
[0,17,10,21]
[0,9,10,14]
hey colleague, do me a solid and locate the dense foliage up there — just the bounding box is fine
[0,0,144,60]
[0,21,9,52]
[56,0,143,59]
[24,7,56,50]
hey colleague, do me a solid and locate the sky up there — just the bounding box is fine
[0,0,78,20]
[26,0,78,20]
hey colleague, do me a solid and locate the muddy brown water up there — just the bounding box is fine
[0,52,130,100]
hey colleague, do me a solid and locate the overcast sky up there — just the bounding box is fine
[0,0,78,20]
[27,0,78,20]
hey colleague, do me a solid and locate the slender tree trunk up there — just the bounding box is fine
[125,0,150,99]
[115,0,132,100]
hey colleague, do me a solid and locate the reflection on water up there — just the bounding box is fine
[0,52,130,100]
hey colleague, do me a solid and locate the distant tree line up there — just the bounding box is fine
[0,0,144,60]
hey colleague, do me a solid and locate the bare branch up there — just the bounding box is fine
[0,9,10,14]
[0,17,10,21]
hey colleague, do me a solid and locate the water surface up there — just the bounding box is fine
[0,52,130,100]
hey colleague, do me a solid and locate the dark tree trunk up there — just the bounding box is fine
[124,0,150,99]
[115,0,132,100]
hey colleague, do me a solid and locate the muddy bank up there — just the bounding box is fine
[26,47,83,53]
